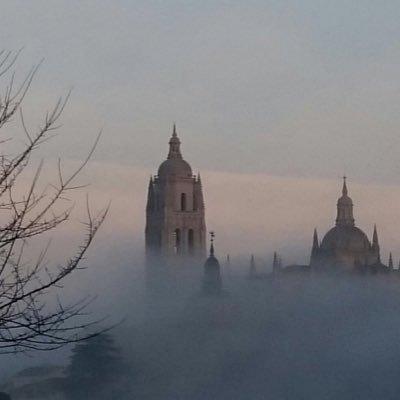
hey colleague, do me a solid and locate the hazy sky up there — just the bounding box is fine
[1,1,400,263]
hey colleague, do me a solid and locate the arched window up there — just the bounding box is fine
[188,229,194,255]
[181,193,187,211]
[174,229,181,254]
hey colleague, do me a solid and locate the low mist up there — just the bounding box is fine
[4,255,400,400]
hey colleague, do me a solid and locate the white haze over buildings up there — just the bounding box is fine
[2,0,400,388]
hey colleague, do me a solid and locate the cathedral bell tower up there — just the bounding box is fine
[145,125,206,264]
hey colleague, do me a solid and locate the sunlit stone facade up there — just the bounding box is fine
[145,125,207,264]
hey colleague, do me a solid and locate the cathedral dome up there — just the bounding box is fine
[320,226,371,253]
[157,158,193,178]
[310,179,381,271]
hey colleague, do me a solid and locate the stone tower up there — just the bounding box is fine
[145,125,206,264]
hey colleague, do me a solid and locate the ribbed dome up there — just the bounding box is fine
[157,158,193,178]
[337,194,353,206]
[320,226,371,252]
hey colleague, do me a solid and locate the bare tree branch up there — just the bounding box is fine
[0,50,109,353]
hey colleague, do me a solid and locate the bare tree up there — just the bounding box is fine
[0,50,109,353]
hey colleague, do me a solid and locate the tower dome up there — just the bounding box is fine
[157,124,193,178]
[157,159,193,178]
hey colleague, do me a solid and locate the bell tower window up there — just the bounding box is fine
[181,193,187,211]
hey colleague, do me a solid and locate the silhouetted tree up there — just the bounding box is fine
[65,333,128,399]
[0,50,108,353]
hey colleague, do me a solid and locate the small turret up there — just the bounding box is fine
[194,173,205,211]
[310,228,319,263]
[372,224,381,263]
[372,224,379,247]
[202,232,222,295]
[248,255,257,278]
[312,228,319,248]
[388,253,393,271]
[272,251,281,275]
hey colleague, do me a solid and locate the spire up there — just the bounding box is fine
[336,177,355,227]
[312,228,319,248]
[373,224,379,246]
[372,224,381,263]
[272,251,281,274]
[167,123,182,160]
[342,176,348,196]
[389,253,394,270]
[209,231,215,257]
[311,228,320,263]
[172,122,177,137]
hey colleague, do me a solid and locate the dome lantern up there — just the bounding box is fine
[336,177,355,227]
[157,124,193,178]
